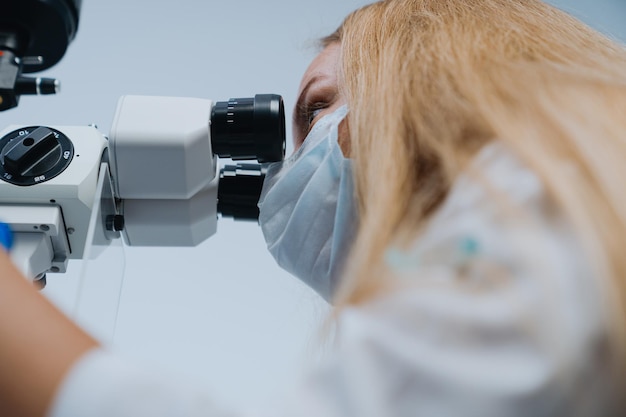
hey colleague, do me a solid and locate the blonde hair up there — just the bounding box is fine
[328,0,626,381]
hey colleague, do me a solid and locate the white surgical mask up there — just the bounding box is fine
[258,106,357,301]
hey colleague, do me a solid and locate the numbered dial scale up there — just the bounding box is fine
[0,126,74,186]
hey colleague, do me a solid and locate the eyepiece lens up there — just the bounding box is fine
[211,94,286,163]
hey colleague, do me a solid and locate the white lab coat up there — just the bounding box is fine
[48,143,616,417]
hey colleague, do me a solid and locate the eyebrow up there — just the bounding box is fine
[293,75,322,122]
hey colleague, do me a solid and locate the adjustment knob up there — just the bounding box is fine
[2,127,61,176]
[0,126,73,186]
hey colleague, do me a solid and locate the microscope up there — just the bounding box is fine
[0,0,286,287]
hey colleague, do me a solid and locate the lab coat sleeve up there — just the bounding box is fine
[47,348,234,417]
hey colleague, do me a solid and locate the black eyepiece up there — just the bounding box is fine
[211,94,286,163]
[2,0,81,73]
[217,164,265,221]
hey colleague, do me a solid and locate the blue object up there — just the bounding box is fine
[0,222,13,251]
[459,236,480,256]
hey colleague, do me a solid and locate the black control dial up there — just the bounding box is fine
[0,126,74,186]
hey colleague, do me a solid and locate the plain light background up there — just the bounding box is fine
[3,0,625,411]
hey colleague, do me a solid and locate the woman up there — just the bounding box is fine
[1,0,626,415]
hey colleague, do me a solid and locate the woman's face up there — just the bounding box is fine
[292,43,350,154]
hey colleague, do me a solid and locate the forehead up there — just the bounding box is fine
[298,43,341,90]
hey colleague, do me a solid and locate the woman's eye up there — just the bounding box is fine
[305,103,328,126]
[308,107,325,125]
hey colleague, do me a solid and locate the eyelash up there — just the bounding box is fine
[308,107,325,125]
[299,102,328,126]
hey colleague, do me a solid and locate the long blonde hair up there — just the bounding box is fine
[329,0,626,377]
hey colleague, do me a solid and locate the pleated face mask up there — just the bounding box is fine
[258,106,358,301]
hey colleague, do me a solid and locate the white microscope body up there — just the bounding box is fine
[0,94,285,283]
[109,95,220,247]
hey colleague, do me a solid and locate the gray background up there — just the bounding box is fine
[4,0,625,410]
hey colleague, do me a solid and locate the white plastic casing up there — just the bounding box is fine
[0,125,108,259]
[109,95,219,246]
[109,95,217,199]
[121,179,218,247]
